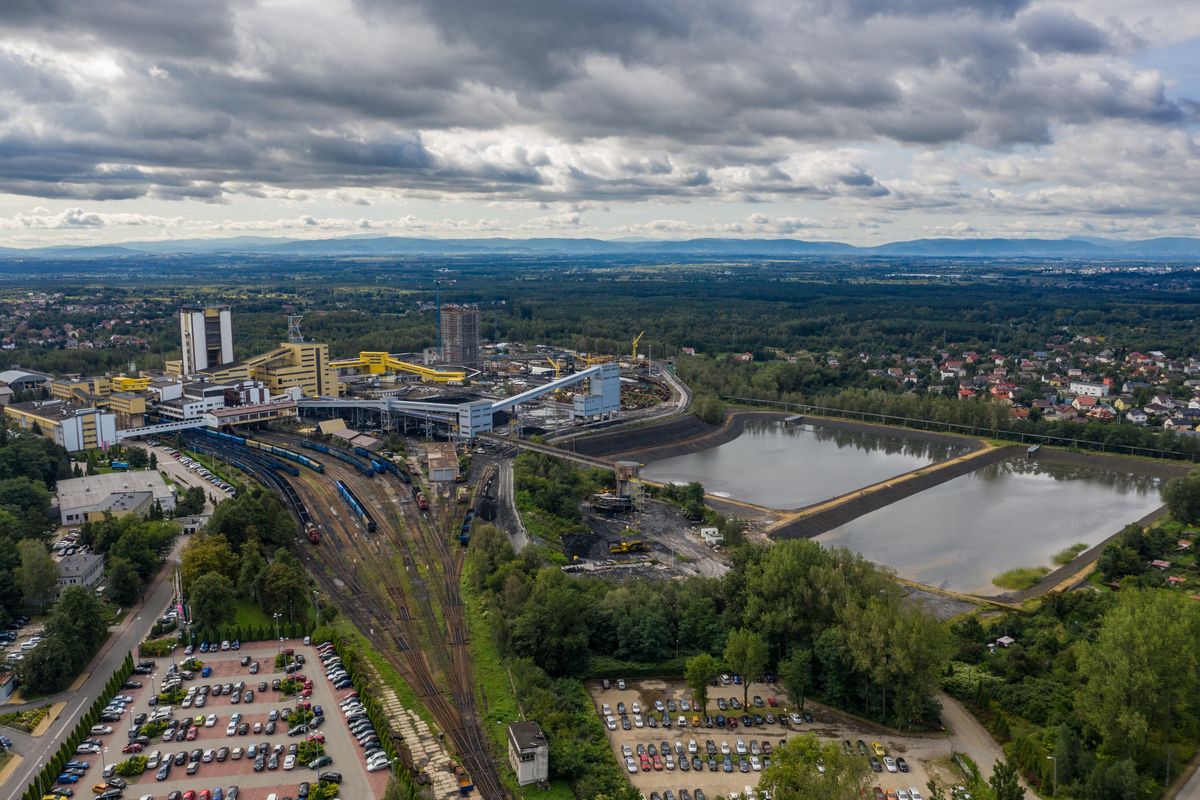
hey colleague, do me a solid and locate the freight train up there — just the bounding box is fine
[459,508,475,546]
[336,479,377,533]
[299,441,376,478]
[201,429,325,473]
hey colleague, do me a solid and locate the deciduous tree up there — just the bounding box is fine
[723,628,768,706]
[16,538,57,611]
[190,572,237,632]
[684,652,720,715]
[760,733,871,800]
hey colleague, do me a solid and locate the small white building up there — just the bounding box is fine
[699,527,723,547]
[1068,380,1109,398]
[507,721,549,786]
[56,471,177,525]
[57,553,105,593]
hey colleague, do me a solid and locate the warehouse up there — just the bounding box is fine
[56,471,176,525]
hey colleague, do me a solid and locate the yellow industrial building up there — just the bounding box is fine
[167,341,341,398]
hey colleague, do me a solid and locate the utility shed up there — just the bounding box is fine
[507,721,549,786]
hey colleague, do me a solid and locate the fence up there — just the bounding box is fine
[721,395,1200,462]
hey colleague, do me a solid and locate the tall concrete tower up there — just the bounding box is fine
[179,305,234,375]
[440,305,480,366]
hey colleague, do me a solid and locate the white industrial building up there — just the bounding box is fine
[57,553,106,593]
[56,471,176,525]
[179,305,234,375]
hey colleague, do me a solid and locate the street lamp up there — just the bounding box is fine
[1047,755,1057,796]
[273,612,282,654]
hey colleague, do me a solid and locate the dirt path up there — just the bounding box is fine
[937,693,1022,786]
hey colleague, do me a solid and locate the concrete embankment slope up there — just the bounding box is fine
[770,445,1019,540]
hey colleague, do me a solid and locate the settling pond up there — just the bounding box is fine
[816,456,1162,595]
[641,419,1165,596]
[641,420,969,509]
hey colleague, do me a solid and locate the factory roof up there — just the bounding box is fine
[56,471,173,511]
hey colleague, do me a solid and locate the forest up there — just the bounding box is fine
[464,517,952,798]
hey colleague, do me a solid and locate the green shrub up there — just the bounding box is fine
[114,755,147,776]
[297,739,325,763]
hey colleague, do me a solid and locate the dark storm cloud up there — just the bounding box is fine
[1016,8,1110,54]
[0,0,1189,204]
[0,0,238,59]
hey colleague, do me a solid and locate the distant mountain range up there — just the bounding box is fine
[1,235,1198,259]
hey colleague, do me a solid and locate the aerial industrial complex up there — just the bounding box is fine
[0,303,638,450]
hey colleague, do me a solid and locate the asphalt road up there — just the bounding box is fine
[1,546,182,800]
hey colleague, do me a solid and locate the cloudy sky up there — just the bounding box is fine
[0,0,1198,245]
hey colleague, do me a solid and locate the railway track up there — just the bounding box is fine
[253,431,508,800]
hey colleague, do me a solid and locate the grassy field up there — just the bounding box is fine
[1052,542,1088,565]
[232,599,312,631]
[329,618,436,731]
[992,565,1050,590]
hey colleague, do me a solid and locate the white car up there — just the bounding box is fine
[605,715,616,731]
[226,722,237,736]
[884,757,898,773]
[90,725,113,735]
[617,679,626,690]
[736,739,747,755]
[601,704,612,716]
[367,759,391,773]
[910,790,923,800]
[720,741,731,755]
[631,702,641,714]
[633,715,644,729]
[688,739,698,754]
[625,757,638,774]
[283,755,296,770]
[898,791,911,800]
[751,755,762,771]
[664,754,675,770]
[205,714,217,727]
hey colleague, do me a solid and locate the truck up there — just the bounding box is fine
[609,538,646,555]
[109,460,129,470]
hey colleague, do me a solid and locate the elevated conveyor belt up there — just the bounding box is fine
[328,351,467,383]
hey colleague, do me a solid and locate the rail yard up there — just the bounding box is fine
[182,427,505,799]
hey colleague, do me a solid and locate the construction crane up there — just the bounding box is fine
[632,331,645,362]
[546,356,564,380]
[582,353,612,367]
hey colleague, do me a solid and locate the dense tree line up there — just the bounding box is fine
[80,515,179,605]
[467,524,951,730]
[179,489,311,636]
[0,428,72,625]
[16,585,109,695]
[947,587,1200,798]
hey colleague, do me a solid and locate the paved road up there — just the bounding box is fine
[1,547,182,800]
[147,443,222,514]
[1175,759,1200,800]
[496,460,529,552]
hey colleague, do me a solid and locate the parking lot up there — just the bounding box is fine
[590,678,947,800]
[61,640,390,800]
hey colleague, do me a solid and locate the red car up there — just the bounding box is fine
[653,755,663,771]
[186,727,198,740]
[199,791,211,800]
[182,792,196,800]
[640,754,650,771]
[728,718,738,729]
[121,743,142,753]
[342,691,359,701]
[306,733,326,744]
[767,697,778,707]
